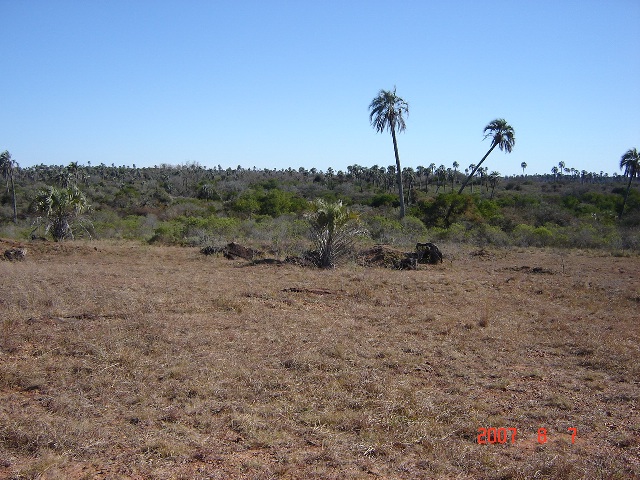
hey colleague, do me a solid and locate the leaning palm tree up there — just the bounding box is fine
[0,150,18,223]
[369,87,409,218]
[619,147,640,218]
[458,119,515,194]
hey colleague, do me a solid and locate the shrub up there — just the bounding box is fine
[512,224,554,247]
[370,193,399,208]
[474,198,502,221]
[414,193,477,228]
[307,199,365,268]
[472,223,510,247]
[428,222,470,243]
[31,185,93,241]
[364,215,402,243]
[149,216,240,245]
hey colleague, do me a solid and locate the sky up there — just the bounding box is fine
[1,0,639,176]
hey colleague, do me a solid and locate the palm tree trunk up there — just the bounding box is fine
[458,143,498,195]
[620,175,634,218]
[391,124,406,218]
[10,173,17,224]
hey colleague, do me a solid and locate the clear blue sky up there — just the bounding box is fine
[1,0,639,176]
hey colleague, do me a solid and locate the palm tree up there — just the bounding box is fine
[458,119,515,194]
[521,162,527,175]
[467,164,476,193]
[426,163,436,192]
[307,199,362,268]
[416,165,425,190]
[0,150,18,223]
[369,87,409,218]
[489,171,501,199]
[452,161,459,185]
[32,185,91,241]
[619,148,640,218]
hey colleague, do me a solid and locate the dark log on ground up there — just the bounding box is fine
[200,243,263,260]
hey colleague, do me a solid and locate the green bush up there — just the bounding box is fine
[149,215,240,245]
[364,215,402,243]
[401,216,427,238]
[413,193,478,228]
[474,198,502,221]
[149,222,183,244]
[428,222,470,243]
[473,223,510,247]
[370,193,399,208]
[496,193,540,208]
[229,188,307,218]
[512,224,554,247]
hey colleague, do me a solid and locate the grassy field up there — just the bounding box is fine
[0,240,638,479]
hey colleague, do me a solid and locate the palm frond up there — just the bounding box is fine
[368,88,409,134]
[620,148,640,177]
[483,118,515,153]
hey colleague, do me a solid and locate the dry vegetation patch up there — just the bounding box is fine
[0,240,638,479]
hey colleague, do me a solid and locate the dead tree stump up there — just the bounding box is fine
[415,242,443,264]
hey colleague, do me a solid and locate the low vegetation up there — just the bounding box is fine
[0,159,638,254]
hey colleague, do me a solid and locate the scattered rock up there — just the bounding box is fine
[225,242,263,260]
[200,242,263,260]
[3,248,26,261]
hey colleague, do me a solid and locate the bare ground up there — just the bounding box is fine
[0,240,638,479]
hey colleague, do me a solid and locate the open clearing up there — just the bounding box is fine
[0,240,638,479]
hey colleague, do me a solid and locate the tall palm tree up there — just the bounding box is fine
[0,150,18,223]
[369,87,409,218]
[467,164,476,193]
[489,171,501,199]
[619,147,640,218]
[458,119,515,194]
[452,161,459,182]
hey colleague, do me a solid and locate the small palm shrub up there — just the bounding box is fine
[31,185,92,241]
[307,199,365,268]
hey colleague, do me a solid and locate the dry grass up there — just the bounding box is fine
[0,239,638,479]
